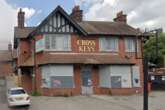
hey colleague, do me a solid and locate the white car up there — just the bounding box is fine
[7,87,31,107]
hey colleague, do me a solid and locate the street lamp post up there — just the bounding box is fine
[142,28,162,110]
[143,57,149,110]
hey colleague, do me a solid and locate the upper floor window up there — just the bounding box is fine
[99,37,119,52]
[44,34,71,51]
[125,38,137,52]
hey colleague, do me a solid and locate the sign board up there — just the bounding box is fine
[36,39,44,53]
[76,39,96,52]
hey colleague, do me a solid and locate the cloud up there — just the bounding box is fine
[0,0,17,50]
[75,0,165,31]
[0,1,40,50]
[21,7,36,19]
[19,7,42,20]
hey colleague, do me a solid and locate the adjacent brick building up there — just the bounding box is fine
[14,6,143,96]
[0,44,13,77]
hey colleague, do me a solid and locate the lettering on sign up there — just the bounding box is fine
[77,40,96,52]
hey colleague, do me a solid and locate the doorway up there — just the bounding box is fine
[81,65,93,95]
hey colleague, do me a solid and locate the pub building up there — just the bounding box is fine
[14,6,143,96]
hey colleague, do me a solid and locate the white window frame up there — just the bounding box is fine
[99,37,119,52]
[125,37,138,52]
[44,34,71,51]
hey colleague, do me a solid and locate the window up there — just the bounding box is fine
[10,89,26,95]
[100,37,118,52]
[125,38,137,52]
[111,76,122,88]
[44,34,71,51]
[41,65,74,88]
[110,66,132,88]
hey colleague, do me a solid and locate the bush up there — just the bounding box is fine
[31,91,41,96]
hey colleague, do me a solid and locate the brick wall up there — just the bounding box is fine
[0,62,13,77]
[17,34,143,96]
[17,39,31,67]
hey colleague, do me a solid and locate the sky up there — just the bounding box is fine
[0,0,164,50]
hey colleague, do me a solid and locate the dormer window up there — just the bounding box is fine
[44,34,71,51]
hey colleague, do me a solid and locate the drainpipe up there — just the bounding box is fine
[32,37,36,93]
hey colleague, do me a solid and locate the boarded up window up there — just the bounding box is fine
[41,65,74,88]
[132,66,141,87]
[110,66,132,88]
[50,76,74,88]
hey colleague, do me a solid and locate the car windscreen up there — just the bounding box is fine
[10,89,26,95]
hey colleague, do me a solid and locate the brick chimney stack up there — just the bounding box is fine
[18,8,25,28]
[8,43,12,51]
[113,11,127,23]
[71,5,83,22]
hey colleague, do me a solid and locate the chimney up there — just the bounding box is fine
[8,43,12,51]
[113,11,127,23]
[18,8,25,28]
[71,5,83,22]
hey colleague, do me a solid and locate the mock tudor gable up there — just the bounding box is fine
[31,6,87,36]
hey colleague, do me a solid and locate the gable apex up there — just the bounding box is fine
[29,5,87,36]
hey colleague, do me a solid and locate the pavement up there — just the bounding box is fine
[0,76,164,110]
[0,77,8,110]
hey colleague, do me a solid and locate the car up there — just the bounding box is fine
[7,87,31,107]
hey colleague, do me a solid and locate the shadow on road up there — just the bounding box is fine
[9,105,30,110]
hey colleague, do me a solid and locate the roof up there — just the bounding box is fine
[20,57,34,67]
[30,5,87,36]
[0,50,12,62]
[37,53,135,65]
[12,49,17,59]
[78,21,141,36]
[14,27,35,39]
[14,6,141,39]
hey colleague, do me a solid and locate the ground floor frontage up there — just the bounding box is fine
[19,64,143,96]
[2,76,163,110]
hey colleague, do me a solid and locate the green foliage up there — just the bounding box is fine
[31,91,41,96]
[144,33,165,66]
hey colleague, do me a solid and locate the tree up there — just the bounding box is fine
[144,33,165,67]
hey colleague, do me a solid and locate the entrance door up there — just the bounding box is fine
[81,65,93,95]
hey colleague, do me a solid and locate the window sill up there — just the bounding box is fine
[41,87,74,89]
[100,50,119,52]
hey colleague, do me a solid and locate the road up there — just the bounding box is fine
[0,77,29,110]
[0,76,165,110]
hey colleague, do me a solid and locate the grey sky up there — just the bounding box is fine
[0,0,164,50]
[76,0,165,30]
